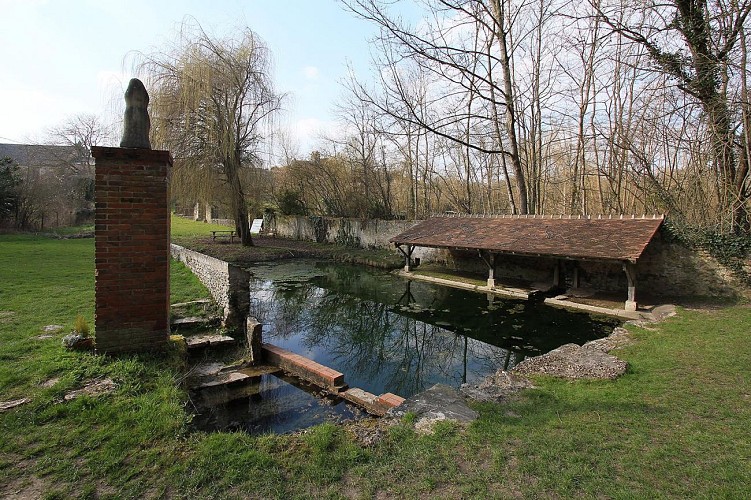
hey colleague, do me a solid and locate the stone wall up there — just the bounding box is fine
[271,215,442,262]
[170,244,249,324]
[637,234,743,298]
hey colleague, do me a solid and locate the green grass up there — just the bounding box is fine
[1,229,750,497]
[170,215,233,238]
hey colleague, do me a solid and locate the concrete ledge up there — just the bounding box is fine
[397,271,529,300]
[543,297,642,320]
[262,343,347,391]
[400,270,649,320]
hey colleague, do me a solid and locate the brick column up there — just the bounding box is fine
[92,146,172,354]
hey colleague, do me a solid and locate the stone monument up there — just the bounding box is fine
[92,78,172,354]
[120,78,151,149]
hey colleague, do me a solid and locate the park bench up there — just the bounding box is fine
[210,230,236,242]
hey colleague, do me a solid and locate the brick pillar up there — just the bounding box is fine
[92,146,172,354]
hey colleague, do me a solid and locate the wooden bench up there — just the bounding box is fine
[210,230,236,242]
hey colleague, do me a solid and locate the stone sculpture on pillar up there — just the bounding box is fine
[93,77,172,354]
[120,78,151,149]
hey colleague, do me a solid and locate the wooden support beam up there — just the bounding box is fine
[396,244,414,271]
[622,262,637,312]
[478,251,497,288]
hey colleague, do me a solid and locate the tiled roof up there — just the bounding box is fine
[390,215,664,262]
[0,143,83,167]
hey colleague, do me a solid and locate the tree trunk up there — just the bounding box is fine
[225,151,253,246]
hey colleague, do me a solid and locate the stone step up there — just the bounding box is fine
[171,299,212,308]
[184,334,236,350]
[189,364,281,389]
[171,316,219,330]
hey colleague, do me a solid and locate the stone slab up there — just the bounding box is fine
[388,384,478,425]
[184,334,235,350]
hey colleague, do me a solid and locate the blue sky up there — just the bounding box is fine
[0,0,387,156]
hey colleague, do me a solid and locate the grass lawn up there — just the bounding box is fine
[1,227,750,498]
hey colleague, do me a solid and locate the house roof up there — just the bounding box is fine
[390,215,664,263]
[0,143,85,167]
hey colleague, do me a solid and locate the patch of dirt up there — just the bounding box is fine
[40,377,60,388]
[0,398,31,412]
[0,472,47,499]
[0,311,15,323]
[343,417,398,447]
[63,378,117,401]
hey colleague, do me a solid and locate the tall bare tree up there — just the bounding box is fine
[594,0,751,232]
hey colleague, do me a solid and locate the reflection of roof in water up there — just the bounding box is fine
[390,215,664,263]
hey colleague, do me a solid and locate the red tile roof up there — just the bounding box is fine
[390,215,664,262]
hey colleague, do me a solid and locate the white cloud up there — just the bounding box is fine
[302,66,320,80]
[293,117,338,152]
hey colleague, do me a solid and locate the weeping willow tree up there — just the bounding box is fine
[141,21,282,245]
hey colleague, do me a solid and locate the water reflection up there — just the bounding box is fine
[191,372,363,434]
[248,261,619,399]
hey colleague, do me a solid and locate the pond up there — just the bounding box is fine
[248,260,620,399]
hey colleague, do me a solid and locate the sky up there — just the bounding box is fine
[0,0,389,158]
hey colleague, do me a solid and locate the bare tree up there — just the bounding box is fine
[343,0,535,214]
[594,0,751,232]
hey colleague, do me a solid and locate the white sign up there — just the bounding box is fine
[250,218,264,234]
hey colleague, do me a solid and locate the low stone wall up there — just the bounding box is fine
[170,244,249,322]
[272,215,442,262]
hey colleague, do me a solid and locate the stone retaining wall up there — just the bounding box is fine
[170,244,249,323]
[271,215,443,262]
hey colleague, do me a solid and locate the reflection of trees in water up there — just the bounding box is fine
[257,277,517,395]
[250,262,617,396]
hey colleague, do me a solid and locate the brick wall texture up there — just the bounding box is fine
[92,147,172,353]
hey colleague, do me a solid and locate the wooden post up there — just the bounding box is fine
[572,263,580,289]
[623,262,637,312]
[396,244,414,272]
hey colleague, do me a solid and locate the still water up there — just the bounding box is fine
[249,260,620,399]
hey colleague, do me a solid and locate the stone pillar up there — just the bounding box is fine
[487,253,497,288]
[246,316,263,364]
[623,262,637,312]
[92,146,172,354]
[552,260,561,287]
